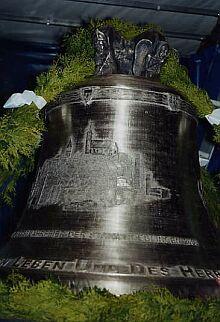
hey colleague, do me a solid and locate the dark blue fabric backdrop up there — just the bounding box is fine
[182,45,220,100]
[182,46,220,175]
[0,40,58,243]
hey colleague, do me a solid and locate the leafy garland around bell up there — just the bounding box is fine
[1,272,220,321]
[0,18,220,209]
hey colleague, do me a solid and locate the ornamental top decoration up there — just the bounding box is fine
[93,26,169,79]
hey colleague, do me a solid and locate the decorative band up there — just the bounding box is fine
[0,257,219,281]
[11,230,199,247]
[47,85,195,119]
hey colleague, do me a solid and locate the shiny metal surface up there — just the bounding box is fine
[1,75,220,296]
[93,27,169,78]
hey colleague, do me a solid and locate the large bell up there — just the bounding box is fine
[0,74,220,296]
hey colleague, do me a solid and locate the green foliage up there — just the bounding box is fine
[35,56,95,102]
[90,18,162,40]
[1,274,220,321]
[0,104,45,204]
[200,168,220,228]
[160,50,214,118]
[213,124,220,144]
[62,26,95,59]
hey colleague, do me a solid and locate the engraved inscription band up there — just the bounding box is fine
[49,86,194,119]
[11,230,199,247]
[0,257,219,281]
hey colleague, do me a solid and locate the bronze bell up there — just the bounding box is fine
[0,27,220,297]
[0,74,220,296]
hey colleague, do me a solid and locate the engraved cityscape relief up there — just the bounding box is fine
[28,123,171,210]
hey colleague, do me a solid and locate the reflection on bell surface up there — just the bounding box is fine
[0,75,220,297]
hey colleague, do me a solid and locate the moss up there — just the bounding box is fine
[1,273,220,321]
[0,104,45,204]
[62,26,94,59]
[200,168,220,228]
[90,18,162,40]
[213,124,220,144]
[35,56,95,102]
[160,50,214,117]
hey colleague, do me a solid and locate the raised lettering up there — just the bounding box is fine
[132,264,145,275]
[11,230,199,247]
[0,258,12,267]
[179,266,195,278]
[31,260,43,269]
[160,267,169,276]
[93,264,105,273]
[41,261,53,270]
[195,269,206,278]
[118,265,131,274]
[76,260,91,271]
[21,259,33,269]
[108,265,119,273]
[148,267,159,276]
[52,261,65,271]
[204,270,216,279]
[214,271,220,278]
